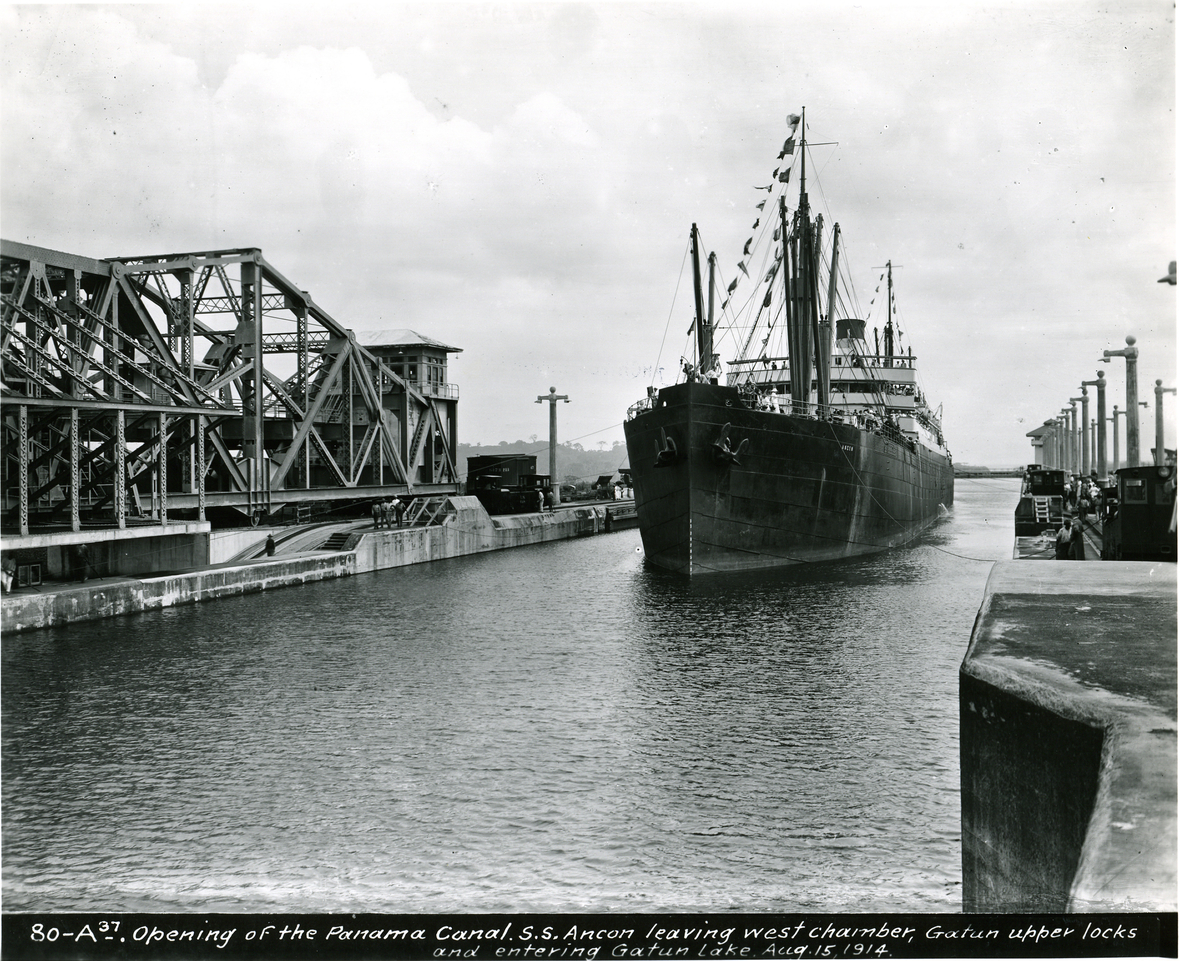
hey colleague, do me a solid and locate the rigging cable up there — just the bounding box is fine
[651,238,692,388]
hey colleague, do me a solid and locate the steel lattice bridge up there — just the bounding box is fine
[1,239,461,536]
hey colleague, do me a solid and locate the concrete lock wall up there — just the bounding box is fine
[18,531,211,581]
[108,532,210,576]
[1,552,353,633]
[960,560,1177,914]
[349,498,606,573]
[2,498,611,634]
[960,672,1106,911]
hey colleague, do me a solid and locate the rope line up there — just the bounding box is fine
[652,239,692,388]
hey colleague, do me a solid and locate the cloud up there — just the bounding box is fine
[1,2,1173,463]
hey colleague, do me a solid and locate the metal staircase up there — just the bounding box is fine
[406,407,432,474]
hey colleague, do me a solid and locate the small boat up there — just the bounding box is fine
[623,110,954,574]
[1014,466,1067,537]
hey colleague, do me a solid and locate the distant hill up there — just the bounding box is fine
[954,464,1024,478]
[457,440,630,487]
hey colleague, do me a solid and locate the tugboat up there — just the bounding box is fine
[1014,466,1067,537]
[1012,465,1068,560]
[623,110,954,575]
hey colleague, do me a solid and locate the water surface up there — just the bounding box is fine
[2,478,1021,913]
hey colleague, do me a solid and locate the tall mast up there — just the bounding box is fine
[779,196,796,402]
[807,215,823,412]
[690,223,709,371]
[819,222,840,415]
[884,259,894,367]
[794,108,814,412]
[706,250,716,375]
[798,106,807,211]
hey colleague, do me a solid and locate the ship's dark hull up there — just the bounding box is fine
[623,381,955,575]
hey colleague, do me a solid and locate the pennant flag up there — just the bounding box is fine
[778,169,791,183]
[756,200,766,210]
[739,261,749,277]
[727,278,739,294]
[721,299,729,311]
[764,263,778,282]
[743,238,752,256]
[751,218,760,230]
[773,227,780,241]
[787,112,801,129]
[777,142,789,160]
[755,184,773,192]
[687,319,695,335]
[762,289,773,308]
[783,137,795,155]
[772,168,780,178]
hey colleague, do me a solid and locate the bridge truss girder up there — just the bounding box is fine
[1,240,458,533]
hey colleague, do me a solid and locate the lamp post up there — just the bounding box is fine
[1103,335,1140,468]
[1068,403,1081,475]
[1066,410,1076,476]
[1038,420,1053,468]
[536,386,570,505]
[1110,407,1121,473]
[1082,371,1106,479]
[1044,419,1059,468]
[1134,400,1149,467]
[1154,380,1176,466]
[1070,396,1088,476]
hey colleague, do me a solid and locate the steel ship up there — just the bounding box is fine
[623,111,954,574]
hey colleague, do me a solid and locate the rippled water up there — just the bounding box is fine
[2,479,1021,914]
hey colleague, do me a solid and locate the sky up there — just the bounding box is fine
[1,1,1174,467]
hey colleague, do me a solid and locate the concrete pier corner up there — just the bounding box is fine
[960,560,1176,913]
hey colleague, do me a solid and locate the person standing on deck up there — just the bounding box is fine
[1069,515,1087,560]
[1055,518,1072,559]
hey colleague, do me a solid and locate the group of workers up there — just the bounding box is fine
[1067,474,1103,516]
[1054,473,1105,560]
[681,354,724,385]
[371,497,407,529]
[1055,514,1089,560]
